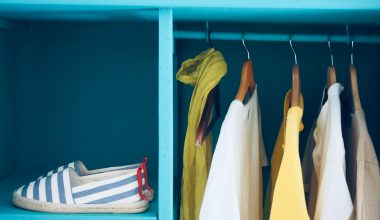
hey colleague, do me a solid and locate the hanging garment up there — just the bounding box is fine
[301,121,318,218]
[264,91,308,220]
[199,86,268,220]
[269,100,309,219]
[344,109,380,220]
[264,91,298,219]
[302,88,326,218]
[302,122,317,192]
[312,83,353,220]
[177,48,227,220]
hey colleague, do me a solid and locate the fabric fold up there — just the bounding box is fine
[178,48,227,220]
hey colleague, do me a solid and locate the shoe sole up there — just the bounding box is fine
[13,192,149,214]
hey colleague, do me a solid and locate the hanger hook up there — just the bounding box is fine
[289,35,297,65]
[351,40,354,65]
[346,25,354,65]
[346,24,350,44]
[328,34,334,66]
[206,21,213,48]
[242,33,250,60]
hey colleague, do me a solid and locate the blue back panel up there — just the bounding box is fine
[12,22,158,174]
[0,29,17,179]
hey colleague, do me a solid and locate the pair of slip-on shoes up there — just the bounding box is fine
[13,158,154,213]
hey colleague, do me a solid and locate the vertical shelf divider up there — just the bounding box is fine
[158,8,174,220]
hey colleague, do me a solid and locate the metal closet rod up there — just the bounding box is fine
[174,30,380,43]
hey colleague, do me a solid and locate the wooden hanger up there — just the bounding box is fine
[235,37,255,102]
[327,66,337,88]
[349,64,362,111]
[348,40,362,111]
[327,39,337,88]
[235,60,255,101]
[348,64,362,111]
[291,64,301,107]
[289,39,301,107]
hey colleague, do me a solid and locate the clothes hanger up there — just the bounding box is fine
[348,40,362,111]
[206,22,213,49]
[327,36,337,88]
[235,34,255,102]
[289,37,301,107]
[195,23,220,147]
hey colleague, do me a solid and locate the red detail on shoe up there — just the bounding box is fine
[137,166,146,200]
[141,157,153,192]
[142,157,148,164]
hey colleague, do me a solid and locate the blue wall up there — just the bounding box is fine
[11,22,158,174]
[0,29,17,179]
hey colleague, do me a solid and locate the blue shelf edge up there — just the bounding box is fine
[0,0,379,10]
[1,1,380,24]
[0,172,158,220]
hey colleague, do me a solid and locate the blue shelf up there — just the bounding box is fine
[0,1,380,24]
[0,0,378,9]
[0,172,157,220]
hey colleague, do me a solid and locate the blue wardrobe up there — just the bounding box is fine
[0,1,379,220]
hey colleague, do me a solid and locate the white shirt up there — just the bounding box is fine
[312,83,353,220]
[199,86,268,220]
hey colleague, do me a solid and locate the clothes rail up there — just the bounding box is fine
[174,30,380,43]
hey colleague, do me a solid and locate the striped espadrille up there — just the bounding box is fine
[36,158,154,201]
[13,165,150,213]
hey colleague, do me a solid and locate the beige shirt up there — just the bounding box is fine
[345,109,380,220]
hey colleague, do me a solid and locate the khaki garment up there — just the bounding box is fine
[263,91,306,220]
[345,109,380,220]
[177,48,227,220]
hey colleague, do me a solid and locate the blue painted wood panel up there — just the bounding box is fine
[0,0,379,9]
[0,28,17,179]
[0,1,380,24]
[158,8,174,220]
[10,22,158,174]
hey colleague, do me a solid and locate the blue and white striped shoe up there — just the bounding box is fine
[13,165,150,213]
[38,160,140,177]
[37,158,154,201]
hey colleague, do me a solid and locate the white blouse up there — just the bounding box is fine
[312,83,353,220]
[199,86,268,220]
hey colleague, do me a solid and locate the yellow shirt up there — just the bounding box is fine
[264,91,309,220]
[177,48,227,220]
